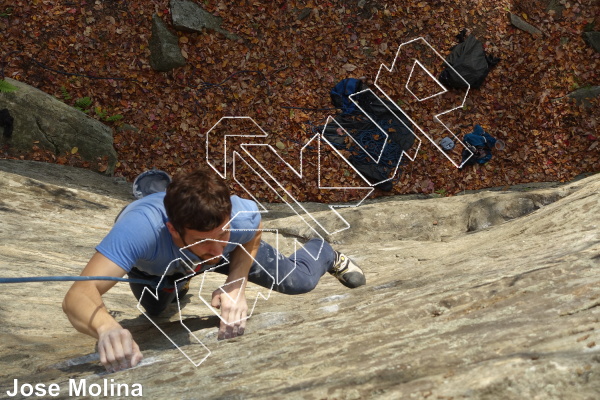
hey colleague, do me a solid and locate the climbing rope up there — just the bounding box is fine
[321,113,408,182]
[0,275,157,287]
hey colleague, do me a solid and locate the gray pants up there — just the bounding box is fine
[129,239,335,316]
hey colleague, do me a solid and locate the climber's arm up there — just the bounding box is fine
[63,251,142,372]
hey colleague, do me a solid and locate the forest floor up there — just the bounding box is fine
[0,0,598,202]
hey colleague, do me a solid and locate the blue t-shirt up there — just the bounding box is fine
[96,192,260,277]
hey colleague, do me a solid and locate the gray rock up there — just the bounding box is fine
[170,0,222,31]
[467,195,539,232]
[0,78,117,175]
[0,159,131,199]
[546,0,564,18]
[297,8,312,21]
[265,188,569,245]
[1,162,599,399]
[583,31,600,53]
[568,85,600,108]
[116,123,140,133]
[148,14,186,72]
[510,13,543,36]
[170,0,240,41]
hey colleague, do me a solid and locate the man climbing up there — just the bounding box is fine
[62,166,366,372]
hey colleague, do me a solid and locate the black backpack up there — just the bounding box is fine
[439,31,500,90]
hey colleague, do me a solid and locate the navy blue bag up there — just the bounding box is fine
[460,125,497,167]
[330,78,364,115]
[323,80,416,191]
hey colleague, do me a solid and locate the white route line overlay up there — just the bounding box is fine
[138,36,475,368]
[138,238,275,367]
[374,36,475,168]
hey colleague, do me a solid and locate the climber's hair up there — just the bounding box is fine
[164,166,231,235]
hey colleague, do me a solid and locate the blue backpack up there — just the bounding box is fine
[460,125,497,166]
[330,78,364,115]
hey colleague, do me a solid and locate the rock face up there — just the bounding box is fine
[0,161,599,399]
[0,78,118,175]
[148,14,187,72]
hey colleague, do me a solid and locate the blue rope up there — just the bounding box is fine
[352,126,403,165]
[327,117,405,181]
[0,276,157,287]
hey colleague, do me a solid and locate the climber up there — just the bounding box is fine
[62,166,366,373]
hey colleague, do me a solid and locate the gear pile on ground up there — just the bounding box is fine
[0,0,598,202]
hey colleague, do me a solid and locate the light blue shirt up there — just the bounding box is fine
[96,192,260,276]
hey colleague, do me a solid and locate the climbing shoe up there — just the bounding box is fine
[329,252,366,289]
